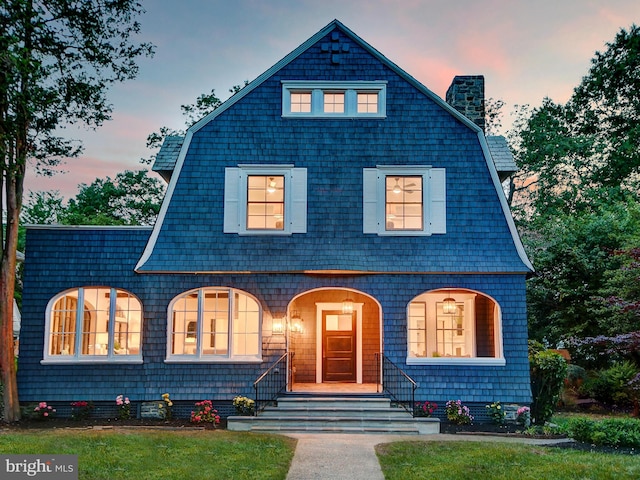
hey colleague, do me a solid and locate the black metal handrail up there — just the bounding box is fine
[376,353,417,416]
[253,352,293,415]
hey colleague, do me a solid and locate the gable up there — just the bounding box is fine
[137,20,532,274]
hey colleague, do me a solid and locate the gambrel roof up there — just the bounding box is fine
[137,19,533,273]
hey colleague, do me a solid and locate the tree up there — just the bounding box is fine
[511,25,640,220]
[22,170,164,226]
[20,191,64,224]
[525,197,640,345]
[62,170,164,225]
[508,26,640,350]
[1,0,153,422]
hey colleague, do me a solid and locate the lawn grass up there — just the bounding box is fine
[375,441,639,480]
[0,429,296,480]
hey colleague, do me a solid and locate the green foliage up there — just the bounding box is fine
[22,170,165,226]
[509,26,640,351]
[567,417,640,448]
[581,361,639,407]
[1,0,154,422]
[566,364,587,384]
[445,400,474,425]
[524,198,640,345]
[485,401,505,425]
[529,343,567,425]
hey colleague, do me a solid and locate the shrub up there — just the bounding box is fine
[232,396,255,416]
[32,402,56,420]
[116,395,131,419]
[567,417,640,448]
[529,342,567,425]
[485,401,505,425]
[70,401,93,420]
[565,364,587,388]
[516,406,531,427]
[190,400,220,426]
[581,361,638,407]
[445,400,473,425]
[158,393,173,420]
[414,401,438,417]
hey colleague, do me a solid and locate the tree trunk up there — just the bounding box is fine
[1,175,21,422]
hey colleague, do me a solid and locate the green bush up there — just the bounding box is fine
[568,417,640,448]
[529,342,568,425]
[581,361,638,407]
[566,364,587,384]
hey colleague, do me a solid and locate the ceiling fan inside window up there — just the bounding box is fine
[391,177,417,194]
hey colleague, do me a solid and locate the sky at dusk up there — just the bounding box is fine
[24,0,640,200]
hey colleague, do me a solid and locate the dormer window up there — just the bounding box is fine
[282,81,386,118]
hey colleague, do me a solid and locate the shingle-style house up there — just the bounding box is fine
[18,20,533,422]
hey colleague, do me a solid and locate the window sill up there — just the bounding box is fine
[406,357,506,367]
[282,113,387,119]
[41,357,143,365]
[164,357,263,364]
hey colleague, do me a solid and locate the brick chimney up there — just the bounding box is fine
[445,75,485,132]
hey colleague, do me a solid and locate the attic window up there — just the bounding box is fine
[290,91,311,113]
[282,81,386,118]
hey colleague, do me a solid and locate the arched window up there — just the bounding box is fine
[44,287,143,363]
[407,289,504,366]
[167,287,261,362]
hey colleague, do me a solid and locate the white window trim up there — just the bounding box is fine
[406,291,505,366]
[42,287,143,365]
[363,166,446,236]
[406,357,506,366]
[224,165,307,235]
[165,287,263,363]
[282,81,387,118]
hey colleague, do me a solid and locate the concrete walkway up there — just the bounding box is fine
[285,433,571,480]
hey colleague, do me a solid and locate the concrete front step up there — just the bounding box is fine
[227,395,440,435]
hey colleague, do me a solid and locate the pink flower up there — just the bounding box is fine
[43,412,49,417]
[125,398,130,405]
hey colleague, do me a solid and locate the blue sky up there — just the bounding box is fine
[26,0,640,199]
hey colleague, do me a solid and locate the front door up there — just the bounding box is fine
[322,311,356,382]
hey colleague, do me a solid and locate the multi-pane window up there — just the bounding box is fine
[363,167,446,236]
[168,288,261,361]
[323,92,345,113]
[46,287,142,362]
[385,176,423,230]
[357,92,378,113]
[435,301,466,357]
[407,290,504,365]
[224,166,307,235]
[290,91,311,113]
[282,81,386,117]
[247,175,285,230]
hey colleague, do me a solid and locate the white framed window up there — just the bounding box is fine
[224,165,307,235]
[167,287,262,363]
[43,287,143,364]
[407,290,505,366]
[282,81,386,118]
[363,166,446,236]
